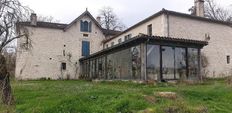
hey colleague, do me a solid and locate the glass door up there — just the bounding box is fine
[161,46,175,80]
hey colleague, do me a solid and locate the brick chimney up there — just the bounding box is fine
[30,13,37,26]
[96,16,101,24]
[195,0,205,17]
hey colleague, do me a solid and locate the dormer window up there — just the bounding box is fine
[80,20,92,32]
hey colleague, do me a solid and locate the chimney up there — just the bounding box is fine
[30,13,37,26]
[96,16,101,24]
[195,0,205,17]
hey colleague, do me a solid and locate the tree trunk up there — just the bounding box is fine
[0,55,13,105]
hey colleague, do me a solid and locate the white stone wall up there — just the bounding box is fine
[168,15,232,77]
[104,14,166,47]
[15,15,105,80]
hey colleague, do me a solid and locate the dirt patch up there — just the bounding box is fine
[144,95,157,104]
[155,92,177,100]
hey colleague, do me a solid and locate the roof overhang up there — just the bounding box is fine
[80,34,208,61]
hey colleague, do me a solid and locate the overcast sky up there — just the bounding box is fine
[19,0,232,27]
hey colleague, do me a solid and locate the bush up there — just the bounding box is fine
[226,76,232,86]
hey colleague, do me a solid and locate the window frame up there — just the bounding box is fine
[61,62,66,70]
[227,55,230,64]
[82,41,90,57]
[80,20,92,32]
[147,24,152,36]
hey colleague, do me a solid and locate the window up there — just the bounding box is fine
[105,44,108,48]
[188,48,199,79]
[118,38,122,43]
[80,20,92,32]
[82,41,90,57]
[61,62,66,70]
[63,50,65,56]
[83,34,89,37]
[111,42,114,46]
[124,34,132,41]
[146,45,160,80]
[227,55,230,64]
[128,34,132,39]
[147,24,152,36]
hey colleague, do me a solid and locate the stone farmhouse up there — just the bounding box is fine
[16,0,232,81]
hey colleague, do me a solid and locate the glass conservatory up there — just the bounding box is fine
[79,35,208,81]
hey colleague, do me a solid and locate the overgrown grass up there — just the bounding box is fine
[1,79,231,113]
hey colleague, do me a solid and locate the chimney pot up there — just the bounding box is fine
[30,13,37,26]
[195,0,205,17]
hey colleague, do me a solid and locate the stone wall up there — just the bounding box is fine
[15,15,105,80]
[168,15,232,77]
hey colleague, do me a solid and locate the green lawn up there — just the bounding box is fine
[4,79,232,113]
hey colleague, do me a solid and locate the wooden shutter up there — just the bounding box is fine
[89,21,92,32]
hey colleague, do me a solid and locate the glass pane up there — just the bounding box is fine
[131,45,141,80]
[175,48,187,79]
[162,46,175,80]
[146,45,160,80]
[106,45,141,80]
[107,54,116,79]
[188,48,199,80]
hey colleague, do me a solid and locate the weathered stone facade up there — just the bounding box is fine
[16,13,106,80]
[104,10,232,78]
[16,7,232,80]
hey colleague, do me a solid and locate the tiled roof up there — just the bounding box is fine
[18,21,120,36]
[102,29,121,36]
[103,9,232,43]
[144,35,208,45]
[79,34,208,61]
[18,10,120,37]
[17,21,68,29]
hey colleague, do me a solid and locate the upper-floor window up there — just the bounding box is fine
[118,38,122,44]
[111,42,114,46]
[124,34,132,41]
[147,24,152,36]
[80,20,92,32]
[105,44,108,48]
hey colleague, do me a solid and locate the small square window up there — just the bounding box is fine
[83,34,89,37]
[111,42,114,46]
[118,38,122,43]
[227,55,230,64]
[147,24,152,36]
[61,62,66,70]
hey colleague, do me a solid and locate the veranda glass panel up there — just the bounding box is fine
[175,47,187,79]
[188,48,199,80]
[97,57,103,79]
[92,59,96,79]
[89,60,93,78]
[131,45,141,80]
[95,58,99,78]
[146,45,160,80]
[106,45,141,80]
[115,49,132,79]
[107,53,117,79]
[162,46,175,80]
[86,61,90,78]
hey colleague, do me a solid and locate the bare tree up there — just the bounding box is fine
[0,0,31,105]
[98,7,126,31]
[189,0,232,22]
[204,0,232,22]
[37,15,60,23]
